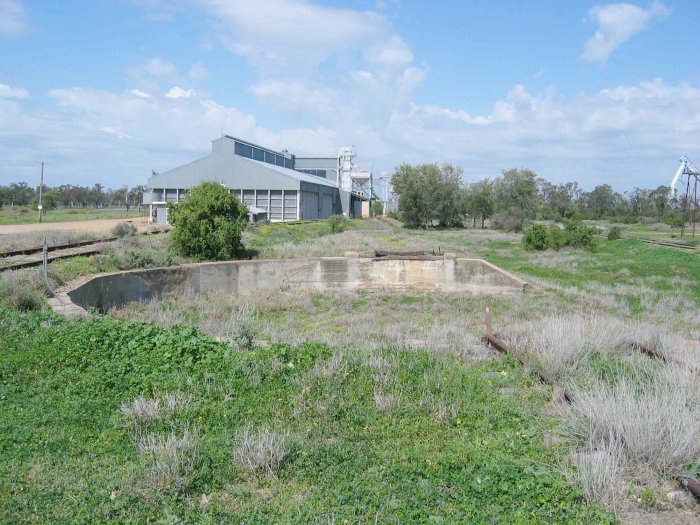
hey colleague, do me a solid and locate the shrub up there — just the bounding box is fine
[370,201,384,217]
[565,220,595,250]
[234,425,290,476]
[328,214,349,234]
[136,428,201,495]
[0,280,43,311]
[546,225,567,250]
[225,304,257,350]
[168,182,248,261]
[107,248,174,270]
[607,226,622,241]
[491,209,525,232]
[112,222,137,237]
[523,224,548,251]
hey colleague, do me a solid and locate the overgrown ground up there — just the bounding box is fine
[0,309,612,523]
[0,206,144,225]
[1,218,699,523]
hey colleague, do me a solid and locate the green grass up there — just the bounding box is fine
[0,207,144,225]
[244,219,364,255]
[475,238,700,304]
[0,309,613,524]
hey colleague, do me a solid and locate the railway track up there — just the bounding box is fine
[623,237,698,251]
[0,237,117,258]
[0,228,170,272]
[482,308,700,503]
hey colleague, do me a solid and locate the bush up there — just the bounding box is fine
[565,219,595,250]
[491,209,525,232]
[328,214,349,234]
[112,222,137,237]
[0,280,43,311]
[607,226,623,241]
[523,224,548,251]
[370,201,384,217]
[106,248,174,270]
[547,225,567,250]
[168,182,248,261]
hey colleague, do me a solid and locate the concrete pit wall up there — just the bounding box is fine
[53,256,528,316]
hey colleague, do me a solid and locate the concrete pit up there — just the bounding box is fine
[49,254,528,317]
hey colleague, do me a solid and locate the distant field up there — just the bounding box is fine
[0,206,145,225]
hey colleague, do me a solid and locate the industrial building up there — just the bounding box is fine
[143,135,373,224]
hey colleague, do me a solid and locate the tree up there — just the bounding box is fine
[493,168,540,218]
[168,182,249,260]
[31,191,59,217]
[128,185,147,211]
[464,180,494,228]
[391,163,465,228]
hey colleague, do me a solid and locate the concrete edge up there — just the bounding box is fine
[51,256,528,318]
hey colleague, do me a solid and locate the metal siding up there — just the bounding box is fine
[242,190,255,207]
[283,190,298,220]
[301,191,319,220]
[270,190,283,221]
[256,190,269,211]
[321,194,333,219]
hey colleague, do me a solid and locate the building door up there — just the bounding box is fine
[321,194,333,219]
[156,206,169,224]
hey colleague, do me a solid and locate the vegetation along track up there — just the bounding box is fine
[622,237,699,251]
[482,309,700,502]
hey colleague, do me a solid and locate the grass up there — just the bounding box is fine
[0,308,614,523]
[0,206,144,225]
[2,217,699,522]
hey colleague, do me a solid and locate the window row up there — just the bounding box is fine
[228,189,298,221]
[297,169,328,178]
[234,141,293,170]
[152,188,188,202]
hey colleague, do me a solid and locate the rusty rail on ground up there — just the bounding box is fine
[0,238,117,258]
[0,228,169,259]
[483,307,700,501]
[622,237,698,251]
[0,249,103,272]
[483,307,574,403]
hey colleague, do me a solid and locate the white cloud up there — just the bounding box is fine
[164,86,196,99]
[139,57,178,77]
[129,88,152,98]
[202,0,389,72]
[0,82,28,98]
[0,0,26,36]
[582,1,670,63]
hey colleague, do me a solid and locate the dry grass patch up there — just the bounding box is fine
[234,425,291,477]
[136,428,201,495]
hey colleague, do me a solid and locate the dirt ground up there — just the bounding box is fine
[0,217,151,235]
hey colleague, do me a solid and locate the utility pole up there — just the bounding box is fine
[38,162,44,223]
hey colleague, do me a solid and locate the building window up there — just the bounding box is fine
[234,142,253,159]
[253,147,264,161]
[284,157,293,169]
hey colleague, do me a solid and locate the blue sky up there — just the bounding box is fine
[1,0,699,191]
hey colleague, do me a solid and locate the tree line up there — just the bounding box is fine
[391,164,687,230]
[0,183,147,211]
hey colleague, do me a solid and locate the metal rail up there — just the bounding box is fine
[0,228,169,259]
[622,237,697,251]
[483,307,700,501]
[0,249,103,272]
[0,237,117,258]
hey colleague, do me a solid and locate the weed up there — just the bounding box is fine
[136,428,201,495]
[234,425,290,476]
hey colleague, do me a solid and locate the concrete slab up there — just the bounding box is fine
[53,255,528,316]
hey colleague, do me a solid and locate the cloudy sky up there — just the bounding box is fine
[1,0,698,191]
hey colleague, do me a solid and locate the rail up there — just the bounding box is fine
[482,307,700,501]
